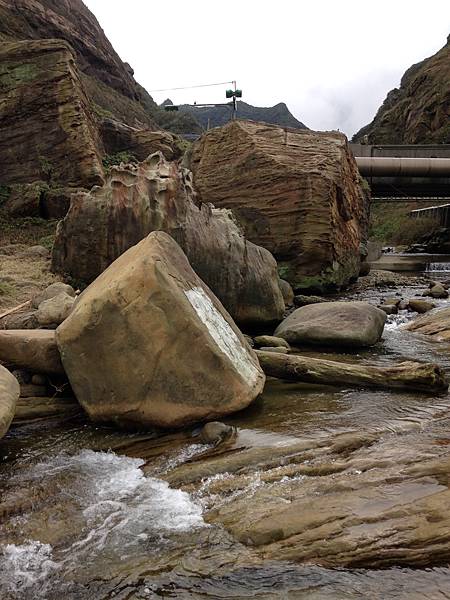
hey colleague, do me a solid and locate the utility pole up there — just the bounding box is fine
[164,82,242,123]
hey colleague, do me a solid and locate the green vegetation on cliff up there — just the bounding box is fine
[354,34,450,144]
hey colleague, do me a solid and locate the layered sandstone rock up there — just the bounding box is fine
[56,232,265,429]
[0,39,104,188]
[405,306,450,340]
[52,153,285,326]
[0,364,19,440]
[0,0,199,134]
[354,34,450,144]
[99,118,185,162]
[191,120,369,293]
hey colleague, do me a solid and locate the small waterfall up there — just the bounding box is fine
[426,262,450,273]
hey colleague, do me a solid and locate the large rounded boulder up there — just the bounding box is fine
[0,365,20,440]
[56,232,265,429]
[274,301,386,348]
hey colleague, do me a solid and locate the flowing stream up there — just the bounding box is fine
[1,280,450,599]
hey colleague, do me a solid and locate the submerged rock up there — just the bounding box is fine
[56,232,265,429]
[199,422,233,444]
[274,301,386,348]
[0,365,20,440]
[191,120,369,293]
[52,153,284,327]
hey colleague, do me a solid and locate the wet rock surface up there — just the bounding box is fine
[1,277,450,599]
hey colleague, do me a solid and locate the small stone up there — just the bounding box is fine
[37,292,76,327]
[31,374,47,386]
[279,279,294,307]
[258,346,290,354]
[407,299,436,314]
[32,282,76,309]
[294,294,327,307]
[429,284,449,299]
[199,421,233,444]
[382,297,401,307]
[378,305,398,315]
[254,335,290,349]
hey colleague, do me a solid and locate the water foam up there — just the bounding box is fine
[0,540,58,597]
[1,450,205,595]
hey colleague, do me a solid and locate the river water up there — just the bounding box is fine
[1,277,450,599]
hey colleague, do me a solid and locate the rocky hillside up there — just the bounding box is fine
[173,100,307,131]
[353,34,450,144]
[0,0,199,134]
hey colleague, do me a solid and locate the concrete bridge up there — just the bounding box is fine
[349,143,450,198]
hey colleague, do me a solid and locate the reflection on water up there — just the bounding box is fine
[1,281,450,598]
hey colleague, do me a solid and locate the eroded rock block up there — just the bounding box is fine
[56,232,265,429]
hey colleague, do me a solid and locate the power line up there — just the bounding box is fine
[149,80,235,93]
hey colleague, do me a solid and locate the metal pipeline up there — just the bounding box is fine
[356,156,450,177]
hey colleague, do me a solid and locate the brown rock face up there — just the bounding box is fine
[0,39,104,188]
[99,118,184,163]
[0,0,199,133]
[354,34,450,144]
[191,120,369,293]
[52,153,285,326]
[56,232,265,429]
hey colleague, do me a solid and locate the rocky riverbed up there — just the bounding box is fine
[1,274,450,599]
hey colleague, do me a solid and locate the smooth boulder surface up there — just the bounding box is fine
[32,282,76,309]
[191,120,369,293]
[407,299,435,314]
[52,153,284,327]
[0,365,20,440]
[0,330,64,375]
[274,301,386,348]
[36,293,75,327]
[56,232,265,429]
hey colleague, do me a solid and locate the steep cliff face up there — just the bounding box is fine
[0,0,198,132]
[0,39,104,188]
[191,120,369,293]
[354,35,450,144]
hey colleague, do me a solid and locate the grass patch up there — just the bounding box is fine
[0,210,58,246]
[370,202,440,246]
[102,151,138,172]
[0,280,15,297]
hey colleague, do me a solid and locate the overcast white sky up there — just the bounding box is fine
[84,0,450,136]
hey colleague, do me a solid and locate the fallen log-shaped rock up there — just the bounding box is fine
[0,330,65,375]
[255,350,448,393]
